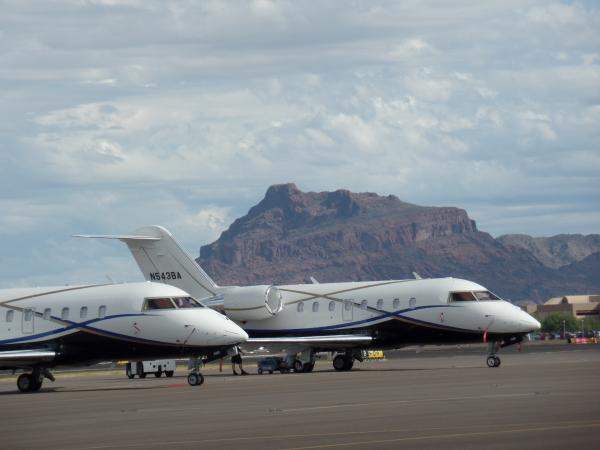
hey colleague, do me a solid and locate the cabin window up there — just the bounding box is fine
[24,309,33,322]
[376,299,383,309]
[360,299,368,310]
[312,302,319,312]
[328,301,336,312]
[409,297,416,308]
[393,298,400,309]
[43,308,51,320]
[172,296,204,308]
[80,306,88,319]
[297,302,304,313]
[98,305,107,318]
[143,298,176,310]
[61,307,70,320]
[6,310,14,322]
[344,301,352,311]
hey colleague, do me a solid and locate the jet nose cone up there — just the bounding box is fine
[226,323,248,342]
[520,313,541,332]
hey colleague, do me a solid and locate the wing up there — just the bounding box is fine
[241,334,372,354]
[0,349,56,369]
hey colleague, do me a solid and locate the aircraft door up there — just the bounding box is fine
[22,308,35,334]
[343,300,353,321]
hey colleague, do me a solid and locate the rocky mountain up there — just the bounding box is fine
[496,234,600,269]
[197,183,600,303]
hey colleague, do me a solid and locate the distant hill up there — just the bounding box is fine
[197,183,600,303]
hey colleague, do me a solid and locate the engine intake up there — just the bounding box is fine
[223,285,283,321]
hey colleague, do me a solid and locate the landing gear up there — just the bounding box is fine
[16,368,54,393]
[17,373,40,393]
[486,356,501,368]
[486,342,501,368]
[187,372,204,386]
[333,354,354,371]
[187,356,204,386]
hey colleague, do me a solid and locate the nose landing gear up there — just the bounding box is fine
[486,355,501,368]
[187,356,205,386]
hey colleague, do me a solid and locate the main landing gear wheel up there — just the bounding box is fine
[486,356,501,368]
[187,372,205,386]
[17,373,42,393]
[333,355,354,371]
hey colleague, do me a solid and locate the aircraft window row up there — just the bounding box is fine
[450,291,500,302]
[291,297,415,314]
[143,296,204,310]
[2,306,110,323]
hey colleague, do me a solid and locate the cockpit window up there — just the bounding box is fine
[451,292,477,302]
[172,296,204,308]
[144,298,176,310]
[450,291,500,302]
[473,291,500,301]
[143,297,205,310]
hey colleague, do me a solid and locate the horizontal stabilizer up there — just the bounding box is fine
[73,234,160,241]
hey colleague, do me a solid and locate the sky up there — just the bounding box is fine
[0,0,599,288]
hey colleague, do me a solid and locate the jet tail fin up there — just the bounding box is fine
[74,226,219,300]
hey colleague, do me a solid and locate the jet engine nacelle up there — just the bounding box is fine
[222,285,283,321]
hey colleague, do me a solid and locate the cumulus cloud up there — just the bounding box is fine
[0,0,599,286]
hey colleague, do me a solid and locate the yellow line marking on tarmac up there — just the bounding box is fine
[57,420,600,450]
[281,421,600,450]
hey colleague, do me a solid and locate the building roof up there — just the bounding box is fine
[545,295,600,305]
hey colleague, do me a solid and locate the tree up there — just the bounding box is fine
[540,313,578,333]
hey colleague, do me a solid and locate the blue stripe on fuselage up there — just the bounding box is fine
[245,304,468,334]
[0,313,164,346]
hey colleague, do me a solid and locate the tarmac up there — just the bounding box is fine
[1,342,599,450]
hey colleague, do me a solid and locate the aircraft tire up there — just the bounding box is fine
[187,372,204,386]
[165,371,174,377]
[343,358,354,371]
[494,356,501,367]
[333,355,346,371]
[17,373,33,393]
[486,356,498,368]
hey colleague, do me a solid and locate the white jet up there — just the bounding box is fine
[0,281,248,392]
[76,226,540,372]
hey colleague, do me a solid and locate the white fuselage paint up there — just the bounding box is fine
[0,282,248,362]
[235,278,539,336]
